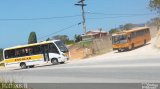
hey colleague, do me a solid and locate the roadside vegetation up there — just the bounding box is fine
[149,0,160,13]
[0,63,4,66]
[0,49,4,68]
[0,48,3,61]
[0,79,28,89]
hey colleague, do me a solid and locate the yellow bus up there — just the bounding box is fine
[3,40,69,69]
[112,27,151,52]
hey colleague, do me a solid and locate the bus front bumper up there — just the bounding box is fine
[113,47,128,50]
[112,43,129,50]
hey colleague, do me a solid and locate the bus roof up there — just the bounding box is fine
[124,27,149,33]
[4,40,60,50]
[112,27,149,36]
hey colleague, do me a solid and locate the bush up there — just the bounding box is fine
[0,63,4,67]
[65,40,75,45]
[79,41,92,48]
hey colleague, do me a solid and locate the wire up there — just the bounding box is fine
[86,12,155,16]
[0,15,81,21]
[16,22,81,45]
[37,22,82,40]
[0,13,155,21]
[87,13,155,19]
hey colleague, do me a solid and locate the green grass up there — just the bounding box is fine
[79,41,93,48]
[65,40,75,45]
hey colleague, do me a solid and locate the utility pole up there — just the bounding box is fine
[75,0,87,35]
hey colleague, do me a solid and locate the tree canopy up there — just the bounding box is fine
[148,17,160,26]
[0,48,3,61]
[109,29,119,34]
[52,35,69,43]
[28,32,37,44]
[74,34,82,42]
[149,0,160,13]
[119,23,137,30]
[46,38,51,41]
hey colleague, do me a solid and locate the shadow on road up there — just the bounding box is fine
[114,43,151,53]
[12,63,64,71]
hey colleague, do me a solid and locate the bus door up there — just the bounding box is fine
[42,45,50,62]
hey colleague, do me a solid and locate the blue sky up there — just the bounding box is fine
[0,0,157,48]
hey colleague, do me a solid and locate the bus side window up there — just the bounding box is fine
[7,50,15,58]
[25,48,29,55]
[15,49,20,57]
[49,44,59,54]
[32,46,41,55]
[131,32,136,39]
[40,45,49,54]
[147,29,150,33]
[28,48,33,55]
[145,29,149,33]
[5,50,8,59]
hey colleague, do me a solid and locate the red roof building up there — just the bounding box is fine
[82,30,108,41]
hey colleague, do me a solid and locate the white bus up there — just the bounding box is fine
[3,40,69,69]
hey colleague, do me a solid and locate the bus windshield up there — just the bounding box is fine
[112,35,128,44]
[55,41,68,53]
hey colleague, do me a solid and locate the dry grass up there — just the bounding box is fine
[0,79,27,89]
[0,61,4,69]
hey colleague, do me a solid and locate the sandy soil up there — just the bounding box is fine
[68,37,160,64]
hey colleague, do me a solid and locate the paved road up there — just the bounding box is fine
[1,54,160,83]
[1,40,160,83]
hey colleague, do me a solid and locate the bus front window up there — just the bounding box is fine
[55,41,68,53]
[112,35,128,44]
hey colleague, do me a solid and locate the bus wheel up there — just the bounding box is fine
[20,62,27,69]
[131,44,134,49]
[60,62,65,64]
[144,40,146,45]
[128,45,132,51]
[51,58,59,65]
[118,49,122,52]
[29,65,35,68]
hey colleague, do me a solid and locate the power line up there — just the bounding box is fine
[37,22,82,41]
[0,15,81,21]
[0,13,155,21]
[16,22,81,46]
[87,13,155,19]
[86,12,155,16]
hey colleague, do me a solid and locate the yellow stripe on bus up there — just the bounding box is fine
[4,54,43,63]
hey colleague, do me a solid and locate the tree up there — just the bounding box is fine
[147,17,160,30]
[149,0,160,13]
[52,35,69,43]
[109,28,119,34]
[123,23,135,30]
[74,34,82,42]
[0,48,3,54]
[119,23,135,31]
[149,17,160,25]
[28,32,37,44]
[0,48,3,61]
[46,38,50,41]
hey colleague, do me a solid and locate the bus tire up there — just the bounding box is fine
[51,58,59,65]
[20,62,27,69]
[144,40,146,45]
[118,49,121,52]
[128,45,132,51]
[29,65,35,68]
[131,44,134,49]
